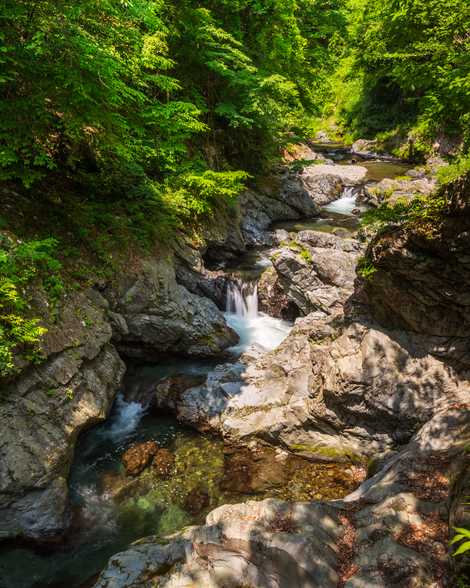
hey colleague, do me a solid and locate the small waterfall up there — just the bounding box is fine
[103,394,145,443]
[226,280,259,319]
[323,186,360,216]
[225,278,291,353]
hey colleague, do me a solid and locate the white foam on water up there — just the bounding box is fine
[323,186,360,216]
[103,394,145,443]
[225,280,292,353]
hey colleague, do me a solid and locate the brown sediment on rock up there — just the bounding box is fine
[122,441,159,477]
[336,513,358,588]
[399,457,450,502]
[394,513,449,583]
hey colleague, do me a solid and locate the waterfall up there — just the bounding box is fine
[226,280,259,318]
[225,278,291,353]
[102,394,145,443]
[323,185,360,216]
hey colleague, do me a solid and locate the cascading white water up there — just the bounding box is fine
[225,279,291,353]
[323,186,361,216]
[226,280,259,318]
[103,394,145,442]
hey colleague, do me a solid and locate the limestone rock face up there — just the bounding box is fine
[365,173,470,339]
[239,173,320,246]
[259,230,362,319]
[94,407,469,588]
[105,256,238,359]
[0,291,125,541]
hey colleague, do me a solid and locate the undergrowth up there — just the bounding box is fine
[0,235,63,376]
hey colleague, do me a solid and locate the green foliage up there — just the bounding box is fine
[326,0,470,152]
[0,0,203,186]
[437,154,470,185]
[0,0,349,284]
[300,248,313,263]
[357,257,377,280]
[0,0,345,191]
[451,527,470,557]
[169,170,250,218]
[361,191,448,232]
[0,237,63,376]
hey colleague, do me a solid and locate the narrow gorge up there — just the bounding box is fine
[1,143,468,588]
[1,2,469,586]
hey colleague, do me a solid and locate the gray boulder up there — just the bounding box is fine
[259,231,362,318]
[363,176,436,207]
[105,256,238,359]
[154,312,470,461]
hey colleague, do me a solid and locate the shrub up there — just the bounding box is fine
[0,237,63,377]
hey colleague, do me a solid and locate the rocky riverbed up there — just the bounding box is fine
[1,143,468,588]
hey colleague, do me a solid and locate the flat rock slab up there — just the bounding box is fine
[302,164,368,185]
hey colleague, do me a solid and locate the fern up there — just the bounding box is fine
[451,527,470,557]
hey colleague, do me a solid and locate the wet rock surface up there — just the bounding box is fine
[0,291,126,542]
[152,448,175,479]
[122,441,160,477]
[239,173,320,246]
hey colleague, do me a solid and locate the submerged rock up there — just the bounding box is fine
[183,487,210,515]
[122,441,160,477]
[152,448,175,479]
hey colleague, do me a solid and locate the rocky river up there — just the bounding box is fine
[0,142,468,588]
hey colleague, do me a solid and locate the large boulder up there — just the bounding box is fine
[154,312,470,461]
[239,172,320,246]
[105,255,238,359]
[0,290,125,542]
[300,164,368,206]
[94,406,469,588]
[259,230,362,319]
[363,175,436,207]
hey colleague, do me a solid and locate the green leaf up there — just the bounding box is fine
[453,541,470,557]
